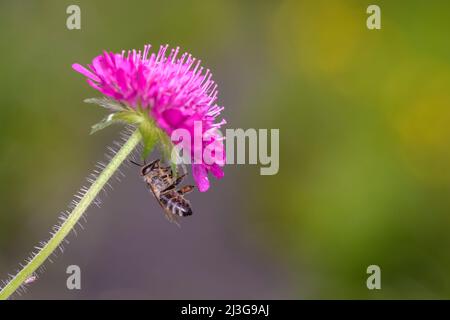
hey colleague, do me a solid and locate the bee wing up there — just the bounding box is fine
[162,206,181,227]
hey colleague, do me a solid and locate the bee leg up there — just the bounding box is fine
[173,173,187,187]
[160,173,188,193]
[160,166,173,178]
[178,185,195,195]
[160,184,176,194]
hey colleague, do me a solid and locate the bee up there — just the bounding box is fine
[131,159,194,225]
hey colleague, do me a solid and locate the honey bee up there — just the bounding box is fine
[131,159,194,225]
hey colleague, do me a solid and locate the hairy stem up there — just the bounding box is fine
[0,130,141,300]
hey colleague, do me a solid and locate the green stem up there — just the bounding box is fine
[0,130,141,300]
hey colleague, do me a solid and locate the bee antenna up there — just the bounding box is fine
[129,160,142,167]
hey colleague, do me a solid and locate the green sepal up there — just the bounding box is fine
[85,100,178,174]
[86,97,144,135]
[84,97,126,112]
[89,110,144,135]
[113,110,145,125]
[138,118,159,159]
[90,113,117,135]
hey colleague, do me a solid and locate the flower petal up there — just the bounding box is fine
[210,163,224,179]
[162,109,186,128]
[72,64,100,82]
[192,164,210,192]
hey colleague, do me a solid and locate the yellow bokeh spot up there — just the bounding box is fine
[395,71,450,183]
[271,0,364,77]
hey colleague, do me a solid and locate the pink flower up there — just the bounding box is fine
[73,44,225,192]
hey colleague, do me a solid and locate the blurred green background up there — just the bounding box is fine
[1,0,450,299]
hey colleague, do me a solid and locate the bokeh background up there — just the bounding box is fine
[1,0,450,299]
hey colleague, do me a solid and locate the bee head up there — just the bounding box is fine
[130,159,161,176]
[141,164,153,176]
[137,159,160,176]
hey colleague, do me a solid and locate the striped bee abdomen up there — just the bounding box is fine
[160,191,193,217]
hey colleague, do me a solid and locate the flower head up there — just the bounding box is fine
[73,44,225,192]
